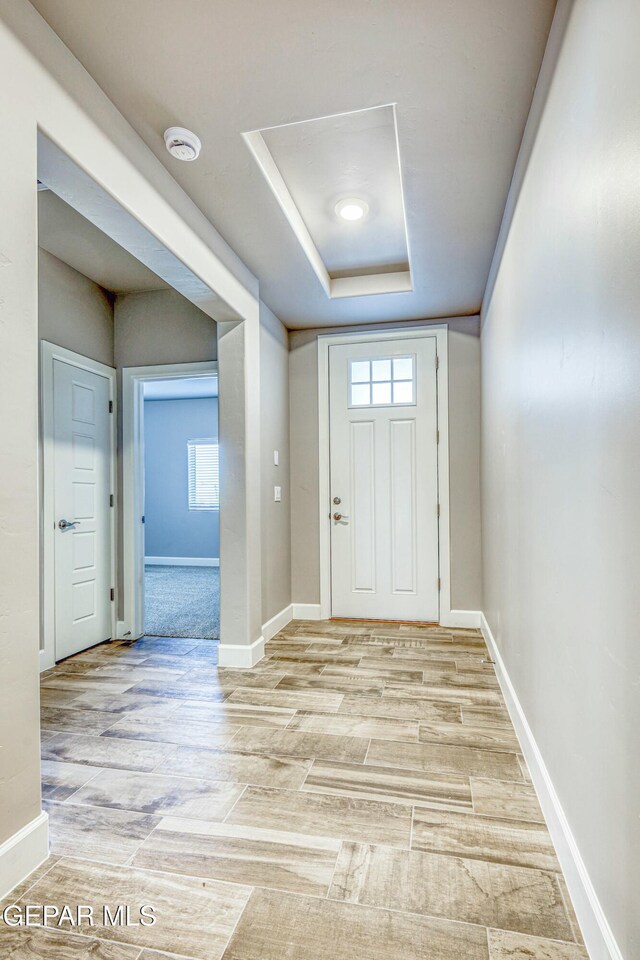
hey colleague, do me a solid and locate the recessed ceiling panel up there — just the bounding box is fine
[245,105,411,299]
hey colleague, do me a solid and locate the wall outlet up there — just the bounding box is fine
[274,485,282,502]
[273,450,279,466]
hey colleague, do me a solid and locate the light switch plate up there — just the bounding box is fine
[274,485,282,502]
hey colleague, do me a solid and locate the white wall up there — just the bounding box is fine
[289,317,482,612]
[38,249,114,365]
[481,1,639,956]
[114,289,217,369]
[260,303,292,624]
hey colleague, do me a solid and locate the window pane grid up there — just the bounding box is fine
[188,439,219,510]
[349,355,415,407]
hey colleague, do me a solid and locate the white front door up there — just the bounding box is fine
[329,336,440,621]
[53,358,113,659]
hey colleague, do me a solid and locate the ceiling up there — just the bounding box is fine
[143,377,218,401]
[38,189,167,295]
[30,0,556,328]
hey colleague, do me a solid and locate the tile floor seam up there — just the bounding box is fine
[216,889,255,960]
[484,925,493,960]
[324,839,345,899]
[221,782,249,823]
[55,764,110,804]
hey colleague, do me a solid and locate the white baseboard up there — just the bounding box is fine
[218,634,265,668]
[481,613,622,960]
[145,556,219,567]
[39,648,54,673]
[262,604,293,642]
[292,603,323,620]
[0,811,49,900]
[440,609,482,629]
[116,620,133,641]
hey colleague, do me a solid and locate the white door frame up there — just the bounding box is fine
[40,341,117,670]
[121,360,219,640]
[318,325,459,627]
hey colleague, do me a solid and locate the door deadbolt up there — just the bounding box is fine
[333,497,341,504]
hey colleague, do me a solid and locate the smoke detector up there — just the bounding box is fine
[164,127,202,162]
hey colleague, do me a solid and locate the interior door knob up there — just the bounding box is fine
[332,512,349,522]
[58,519,79,530]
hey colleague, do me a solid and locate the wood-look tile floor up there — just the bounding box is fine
[3,622,588,959]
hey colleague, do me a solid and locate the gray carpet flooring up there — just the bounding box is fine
[144,564,220,640]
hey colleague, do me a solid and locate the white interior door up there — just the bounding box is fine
[53,358,113,659]
[329,336,439,621]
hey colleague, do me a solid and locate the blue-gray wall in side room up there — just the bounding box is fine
[144,397,219,560]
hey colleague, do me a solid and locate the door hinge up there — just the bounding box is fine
[437,503,440,518]
[110,588,115,602]
[436,429,440,444]
[141,515,145,524]
[437,577,441,591]
[109,400,113,413]
[435,354,439,371]
[109,494,114,507]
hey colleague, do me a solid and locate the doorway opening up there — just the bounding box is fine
[36,155,223,668]
[121,361,219,644]
[141,375,220,640]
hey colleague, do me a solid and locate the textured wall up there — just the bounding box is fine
[260,303,292,624]
[38,249,114,365]
[481,1,639,954]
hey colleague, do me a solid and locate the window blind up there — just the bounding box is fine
[187,439,219,510]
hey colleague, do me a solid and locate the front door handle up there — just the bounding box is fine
[58,519,80,530]
[332,513,349,522]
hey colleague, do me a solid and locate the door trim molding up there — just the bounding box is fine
[122,361,218,640]
[317,325,453,624]
[40,341,117,671]
[145,556,220,567]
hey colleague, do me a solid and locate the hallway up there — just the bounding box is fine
[6,621,586,959]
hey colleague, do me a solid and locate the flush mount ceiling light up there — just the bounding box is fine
[164,126,202,162]
[335,197,369,222]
